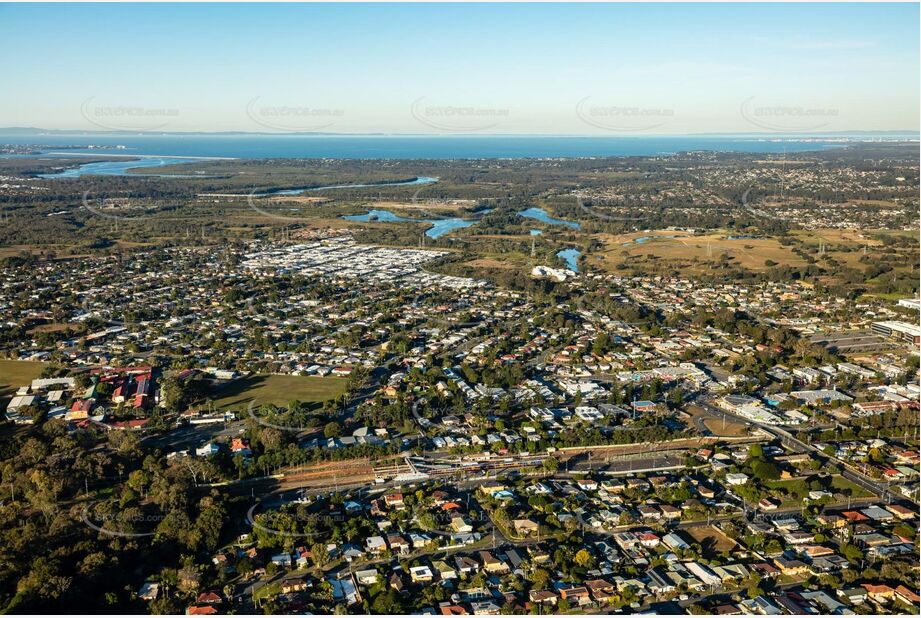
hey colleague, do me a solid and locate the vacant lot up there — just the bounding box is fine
[685,404,750,437]
[766,474,874,504]
[0,360,46,401]
[203,374,349,410]
[27,322,78,335]
[829,475,875,498]
[684,524,739,554]
[0,245,37,259]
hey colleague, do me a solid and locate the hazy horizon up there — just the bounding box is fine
[1,2,919,135]
[2,127,920,138]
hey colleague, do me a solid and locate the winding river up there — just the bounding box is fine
[343,207,490,239]
[37,155,214,178]
[518,207,581,230]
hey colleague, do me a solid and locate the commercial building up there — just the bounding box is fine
[871,321,920,346]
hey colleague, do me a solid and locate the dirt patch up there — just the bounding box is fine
[366,199,476,212]
[686,405,750,438]
[463,258,520,270]
[268,195,332,205]
[684,524,739,554]
[27,322,78,335]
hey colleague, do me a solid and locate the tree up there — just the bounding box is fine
[160,376,189,413]
[574,549,594,568]
[324,422,342,439]
[840,544,863,564]
[149,595,181,614]
[192,500,226,552]
[751,460,780,481]
[531,568,550,590]
[107,431,141,458]
[746,577,765,599]
[310,543,330,568]
[13,557,72,605]
[177,564,201,595]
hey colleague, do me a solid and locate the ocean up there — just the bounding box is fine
[0,133,882,160]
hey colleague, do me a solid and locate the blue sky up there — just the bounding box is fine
[1,2,917,134]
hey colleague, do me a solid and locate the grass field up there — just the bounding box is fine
[792,228,919,272]
[789,228,883,245]
[203,374,349,410]
[0,360,46,401]
[788,229,881,269]
[829,475,875,498]
[859,291,910,301]
[592,230,808,273]
[766,474,874,506]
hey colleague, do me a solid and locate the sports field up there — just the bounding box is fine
[0,360,46,401]
[204,374,349,410]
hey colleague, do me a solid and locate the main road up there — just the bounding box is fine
[693,396,912,506]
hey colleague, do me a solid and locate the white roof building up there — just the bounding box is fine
[725,473,749,485]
